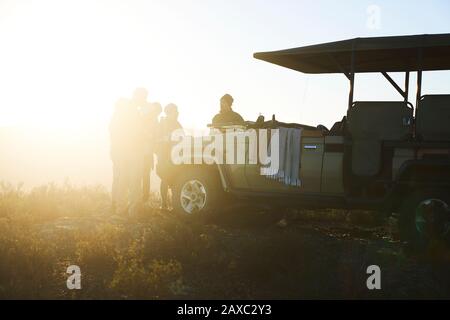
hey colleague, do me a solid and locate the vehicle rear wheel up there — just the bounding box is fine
[172,168,222,217]
[399,190,450,252]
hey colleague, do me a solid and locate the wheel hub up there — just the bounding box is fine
[415,198,450,239]
[180,179,207,214]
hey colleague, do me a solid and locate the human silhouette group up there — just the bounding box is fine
[110,88,243,217]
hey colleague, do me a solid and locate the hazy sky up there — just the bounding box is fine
[1,0,450,188]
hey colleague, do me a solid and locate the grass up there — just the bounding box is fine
[1,181,450,299]
[0,182,182,299]
[0,181,259,299]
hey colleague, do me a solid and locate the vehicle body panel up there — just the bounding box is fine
[321,136,345,195]
[183,34,450,215]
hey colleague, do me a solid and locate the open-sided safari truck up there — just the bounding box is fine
[171,34,450,250]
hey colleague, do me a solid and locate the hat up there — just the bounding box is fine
[220,93,234,105]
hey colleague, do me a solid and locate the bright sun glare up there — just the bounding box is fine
[0,1,190,129]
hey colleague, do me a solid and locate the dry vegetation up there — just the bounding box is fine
[1,181,450,299]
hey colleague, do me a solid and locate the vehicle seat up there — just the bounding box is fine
[416,95,450,141]
[347,101,413,177]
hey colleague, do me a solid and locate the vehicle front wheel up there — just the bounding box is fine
[399,190,450,252]
[172,168,222,217]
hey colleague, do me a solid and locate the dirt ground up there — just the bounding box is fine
[180,208,450,299]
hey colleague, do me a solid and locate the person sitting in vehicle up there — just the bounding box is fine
[212,94,245,126]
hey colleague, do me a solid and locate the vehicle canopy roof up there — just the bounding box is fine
[254,33,450,74]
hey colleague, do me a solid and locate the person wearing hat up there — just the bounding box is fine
[212,94,244,126]
[156,103,183,210]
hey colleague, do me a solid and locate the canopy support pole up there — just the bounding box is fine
[348,48,355,110]
[382,72,408,100]
[348,73,354,110]
[404,71,410,102]
[415,48,423,112]
[416,70,422,109]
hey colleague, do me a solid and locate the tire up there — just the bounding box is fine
[172,168,222,217]
[399,189,450,252]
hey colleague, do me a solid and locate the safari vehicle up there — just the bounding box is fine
[171,33,450,250]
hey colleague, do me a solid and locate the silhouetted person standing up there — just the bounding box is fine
[212,94,244,126]
[142,102,162,203]
[156,103,182,210]
[127,87,148,217]
[109,88,148,217]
